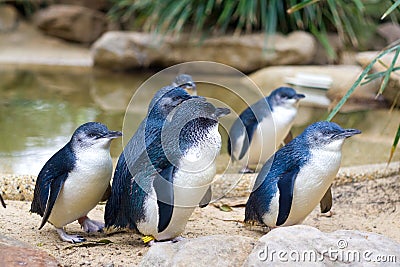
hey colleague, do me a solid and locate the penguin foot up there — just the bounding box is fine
[56,228,86,243]
[239,167,255,174]
[147,236,185,246]
[78,216,105,233]
[320,210,334,217]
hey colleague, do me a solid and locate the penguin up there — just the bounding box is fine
[228,87,305,173]
[245,121,361,228]
[105,84,200,231]
[0,192,5,208]
[30,122,122,243]
[105,93,229,242]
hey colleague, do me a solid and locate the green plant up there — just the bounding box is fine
[323,1,400,164]
[108,0,399,60]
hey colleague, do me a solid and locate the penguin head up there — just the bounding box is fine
[303,121,361,151]
[269,87,305,109]
[172,74,197,96]
[148,86,203,121]
[71,122,122,150]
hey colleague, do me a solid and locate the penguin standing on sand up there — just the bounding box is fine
[228,87,305,173]
[245,121,361,228]
[30,122,122,243]
[105,90,229,242]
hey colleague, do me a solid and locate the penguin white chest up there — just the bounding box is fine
[283,142,343,226]
[151,124,221,240]
[49,148,112,228]
[248,105,297,167]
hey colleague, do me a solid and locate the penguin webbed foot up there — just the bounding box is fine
[239,166,255,174]
[147,236,185,246]
[78,216,105,233]
[319,210,334,217]
[56,228,86,243]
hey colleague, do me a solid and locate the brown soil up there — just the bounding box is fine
[0,175,399,266]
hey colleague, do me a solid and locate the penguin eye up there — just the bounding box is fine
[88,133,98,138]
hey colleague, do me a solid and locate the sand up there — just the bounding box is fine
[0,174,399,266]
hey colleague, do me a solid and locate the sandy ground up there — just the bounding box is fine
[0,174,399,266]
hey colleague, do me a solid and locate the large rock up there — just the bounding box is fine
[377,23,400,45]
[91,31,316,72]
[56,0,110,11]
[0,234,59,266]
[33,4,107,43]
[139,235,255,267]
[245,225,400,266]
[356,51,400,107]
[248,65,385,110]
[0,4,19,32]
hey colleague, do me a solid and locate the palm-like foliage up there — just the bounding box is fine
[108,0,399,60]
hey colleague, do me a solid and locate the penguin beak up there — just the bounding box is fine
[294,93,305,100]
[103,131,123,139]
[342,128,361,137]
[334,128,361,139]
[215,107,231,118]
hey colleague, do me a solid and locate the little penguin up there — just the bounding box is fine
[30,122,122,243]
[245,121,361,228]
[105,80,200,228]
[106,92,229,242]
[228,87,305,173]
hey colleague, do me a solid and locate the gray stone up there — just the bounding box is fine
[139,235,255,267]
[244,225,400,266]
[0,4,19,32]
[33,4,107,43]
[377,22,400,45]
[91,31,316,72]
[56,0,110,11]
[0,234,59,266]
[248,65,385,110]
[356,51,400,107]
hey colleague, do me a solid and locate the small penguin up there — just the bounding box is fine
[30,122,122,243]
[245,121,361,228]
[228,87,305,173]
[172,74,197,96]
[0,192,6,208]
[105,84,199,231]
[106,92,229,242]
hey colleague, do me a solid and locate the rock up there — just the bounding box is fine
[0,4,19,32]
[356,51,400,107]
[139,235,255,267]
[33,4,107,43]
[312,33,344,65]
[56,0,110,11]
[377,22,400,45]
[244,225,400,266]
[248,65,386,111]
[0,234,59,266]
[91,31,316,72]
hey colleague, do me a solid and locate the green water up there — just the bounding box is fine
[0,65,398,175]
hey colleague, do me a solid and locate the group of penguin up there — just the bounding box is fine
[1,74,361,245]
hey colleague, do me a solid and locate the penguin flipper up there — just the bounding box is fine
[237,108,259,160]
[199,186,212,208]
[276,168,299,226]
[39,172,68,230]
[0,193,6,208]
[320,185,332,213]
[154,165,175,233]
[101,184,112,202]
